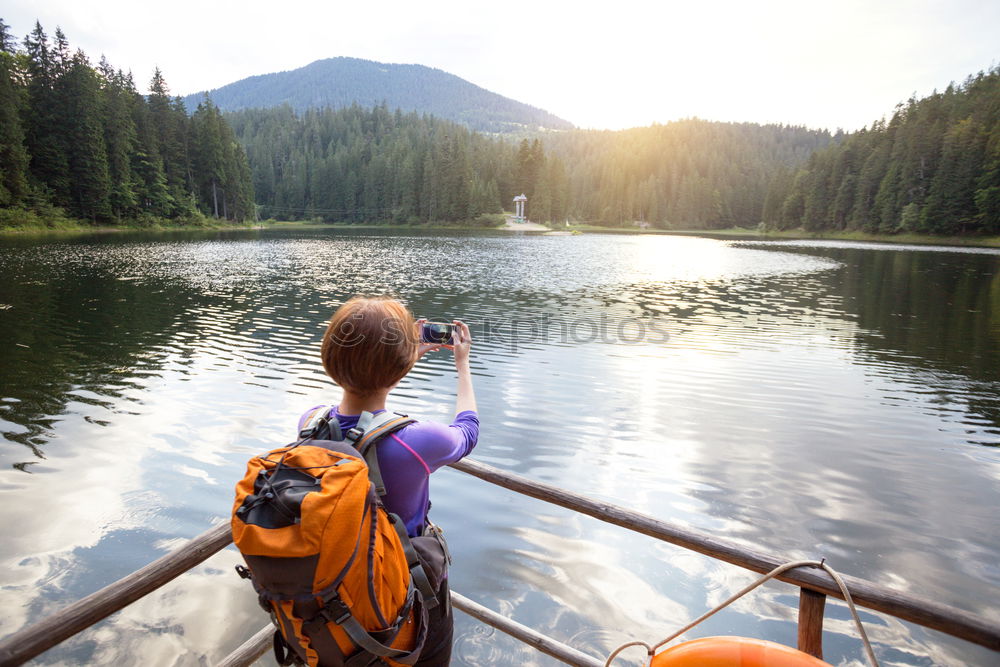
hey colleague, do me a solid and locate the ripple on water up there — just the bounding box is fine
[0,230,997,666]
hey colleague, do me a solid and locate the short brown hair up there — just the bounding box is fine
[320,296,418,396]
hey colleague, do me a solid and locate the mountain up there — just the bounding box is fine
[182,57,574,134]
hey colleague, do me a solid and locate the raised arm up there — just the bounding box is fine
[451,319,476,416]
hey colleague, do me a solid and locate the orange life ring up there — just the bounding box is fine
[650,636,832,666]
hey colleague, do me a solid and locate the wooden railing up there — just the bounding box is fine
[1,458,997,666]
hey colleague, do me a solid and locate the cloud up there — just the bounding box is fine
[4,0,998,130]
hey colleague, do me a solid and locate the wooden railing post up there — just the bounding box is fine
[797,587,826,659]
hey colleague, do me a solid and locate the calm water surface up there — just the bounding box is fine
[0,230,998,666]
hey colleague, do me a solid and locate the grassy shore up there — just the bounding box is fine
[0,221,258,235]
[258,220,502,232]
[5,212,1000,249]
[0,206,260,235]
[0,210,507,236]
[0,218,492,236]
[563,224,1000,248]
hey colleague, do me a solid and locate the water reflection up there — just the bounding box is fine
[0,230,998,665]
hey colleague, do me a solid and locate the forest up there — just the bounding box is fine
[0,20,255,225]
[2,16,998,236]
[230,106,832,226]
[540,121,832,227]
[227,65,1000,235]
[229,104,528,224]
[764,67,1000,235]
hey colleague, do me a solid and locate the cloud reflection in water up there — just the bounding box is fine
[0,230,997,665]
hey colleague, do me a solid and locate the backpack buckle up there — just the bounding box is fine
[322,596,353,625]
[299,416,328,440]
[345,426,364,442]
[235,564,252,580]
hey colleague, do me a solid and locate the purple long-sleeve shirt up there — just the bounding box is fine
[297,405,479,536]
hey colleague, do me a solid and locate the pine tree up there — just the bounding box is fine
[228,141,256,220]
[0,17,16,52]
[63,50,111,220]
[191,95,226,217]
[0,22,254,224]
[98,59,138,218]
[22,22,70,205]
[548,157,569,224]
[51,27,71,77]
[922,118,986,234]
[420,150,437,222]
[761,167,793,228]
[974,117,1000,233]
[148,68,191,215]
[851,128,892,232]
[129,74,172,216]
[774,68,999,236]
[0,19,29,205]
[514,138,538,200]
[532,167,552,222]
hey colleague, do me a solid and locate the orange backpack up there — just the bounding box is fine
[232,410,439,666]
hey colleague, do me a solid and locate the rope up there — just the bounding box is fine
[603,559,880,667]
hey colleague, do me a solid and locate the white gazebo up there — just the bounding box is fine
[513,194,527,222]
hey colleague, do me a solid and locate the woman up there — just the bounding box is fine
[298,296,478,666]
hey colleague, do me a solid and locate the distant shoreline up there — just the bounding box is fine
[3,219,999,249]
[563,225,1000,249]
[0,219,492,236]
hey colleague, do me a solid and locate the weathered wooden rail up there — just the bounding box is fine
[0,458,997,666]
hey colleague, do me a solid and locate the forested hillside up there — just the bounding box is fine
[229,104,831,227]
[0,20,254,225]
[768,67,1000,235]
[228,104,558,223]
[541,121,832,227]
[184,57,574,134]
[222,66,1000,235]
[4,15,996,236]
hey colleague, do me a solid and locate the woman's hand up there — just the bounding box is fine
[414,318,471,367]
[415,318,443,359]
[452,319,472,367]
[417,343,442,359]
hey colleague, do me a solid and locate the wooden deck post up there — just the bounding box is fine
[797,587,827,659]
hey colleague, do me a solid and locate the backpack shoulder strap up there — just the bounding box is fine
[345,412,438,609]
[346,411,415,496]
[343,410,439,609]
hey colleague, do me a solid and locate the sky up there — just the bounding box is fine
[4,0,999,132]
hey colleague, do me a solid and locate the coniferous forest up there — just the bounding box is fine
[0,20,255,225]
[222,70,1000,235]
[1,16,998,237]
[765,68,1000,235]
[540,121,833,228]
[228,105,522,224]
[230,107,830,226]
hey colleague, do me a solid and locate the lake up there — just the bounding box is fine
[0,229,998,666]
